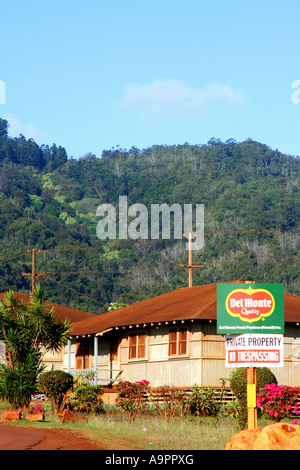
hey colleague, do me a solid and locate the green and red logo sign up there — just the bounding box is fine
[217,283,284,334]
[226,286,275,323]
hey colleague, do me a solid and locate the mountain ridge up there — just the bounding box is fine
[0,119,299,313]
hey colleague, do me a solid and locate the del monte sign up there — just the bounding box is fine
[226,286,275,323]
[217,283,284,334]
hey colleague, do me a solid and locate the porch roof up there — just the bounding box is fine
[70,282,300,337]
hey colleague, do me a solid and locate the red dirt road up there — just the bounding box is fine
[0,425,104,450]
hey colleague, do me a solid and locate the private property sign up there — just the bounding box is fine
[217,283,284,334]
[225,334,284,368]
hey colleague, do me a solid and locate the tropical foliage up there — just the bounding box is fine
[0,288,71,409]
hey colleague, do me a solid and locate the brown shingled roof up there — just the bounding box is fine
[70,283,300,337]
[0,292,93,324]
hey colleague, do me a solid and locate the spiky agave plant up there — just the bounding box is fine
[0,351,44,409]
[0,287,71,409]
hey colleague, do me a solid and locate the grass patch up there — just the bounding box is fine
[83,414,240,450]
[0,402,278,450]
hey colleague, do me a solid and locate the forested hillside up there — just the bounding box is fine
[0,119,299,313]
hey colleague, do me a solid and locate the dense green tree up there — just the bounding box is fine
[0,119,8,139]
[0,287,71,409]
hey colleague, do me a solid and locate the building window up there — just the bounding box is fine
[75,338,90,369]
[128,331,146,359]
[168,328,187,356]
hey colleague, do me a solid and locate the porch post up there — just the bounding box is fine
[67,339,71,372]
[94,335,98,386]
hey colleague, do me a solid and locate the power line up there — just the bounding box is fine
[44,275,106,306]
[19,249,106,306]
[1,223,299,302]
[42,270,121,275]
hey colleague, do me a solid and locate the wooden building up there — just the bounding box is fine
[65,282,300,388]
[1,284,299,388]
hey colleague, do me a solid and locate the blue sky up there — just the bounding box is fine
[1,0,300,159]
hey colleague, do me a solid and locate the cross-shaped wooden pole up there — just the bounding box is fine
[179,233,204,287]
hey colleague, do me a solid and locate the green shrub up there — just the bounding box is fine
[230,367,277,429]
[188,386,220,417]
[223,399,240,418]
[38,370,73,413]
[0,362,39,410]
[65,383,104,414]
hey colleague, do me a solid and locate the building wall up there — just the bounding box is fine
[0,340,63,371]
[42,348,63,371]
[273,324,300,386]
[63,321,300,387]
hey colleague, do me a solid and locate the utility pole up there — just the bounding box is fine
[179,233,204,287]
[22,249,45,292]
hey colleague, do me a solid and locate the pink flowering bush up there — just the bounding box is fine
[115,380,150,423]
[26,402,44,415]
[257,383,300,422]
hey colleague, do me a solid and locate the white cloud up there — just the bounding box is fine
[2,113,51,144]
[118,79,245,123]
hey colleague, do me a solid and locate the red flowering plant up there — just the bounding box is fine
[115,380,150,423]
[26,402,44,415]
[256,383,300,422]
